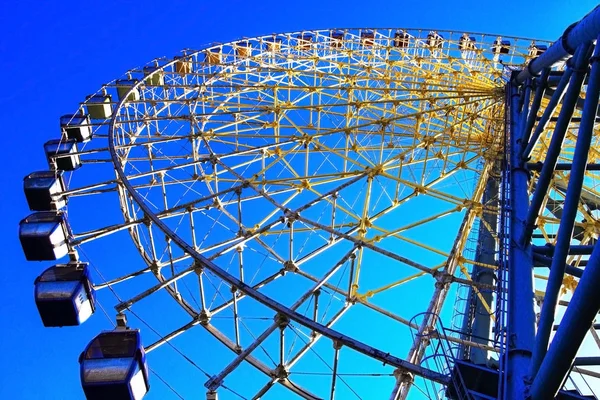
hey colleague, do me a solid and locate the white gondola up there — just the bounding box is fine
[330,30,344,48]
[427,31,443,49]
[296,33,313,50]
[115,79,140,102]
[19,212,70,261]
[80,330,149,400]
[60,114,92,143]
[23,171,67,211]
[394,30,410,48]
[361,30,375,46]
[142,66,164,86]
[44,139,81,171]
[528,42,547,58]
[35,263,95,327]
[86,94,113,119]
[492,37,511,62]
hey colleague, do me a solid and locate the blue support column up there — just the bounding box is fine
[519,79,532,129]
[520,69,550,150]
[528,42,596,379]
[505,79,536,400]
[522,69,572,159]
[522,44,593,245]
[530,224,600,399]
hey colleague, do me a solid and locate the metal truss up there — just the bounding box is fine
[28,19,600,399]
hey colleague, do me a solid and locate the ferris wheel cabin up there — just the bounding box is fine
[115,79,140,102]
[142,66,164,86]
[235,41,252,58]
[528,42,548,58]
[80,330,149,400]
[205,48,222,64]
[44,139,81,171]
[174,56,192,75]
[330,30,344,47]
[296,33,313,50]
[35,263,96,327]
[394,30,410,48]
[23,171,66,211]
[19,212,70,261]
[427,31,444,49]
[85,94,112,119]
[60,113,92,143]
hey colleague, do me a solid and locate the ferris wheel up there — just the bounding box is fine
[21,27,584,400]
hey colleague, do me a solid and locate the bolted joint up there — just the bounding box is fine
[193,262,204,275]
[204,375,221,393]
[432,270,453,287]
[272,364,289,381]
[283,208,300,221]
[208,154,219,165]
[284,260,298,273]
[346,290,358,305]
[198,309,212,325]
[274,313,290,328]
[150,261,161,274]
[143,214,152,227]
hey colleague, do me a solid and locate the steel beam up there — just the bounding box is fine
[573,357,600,366]
[532,245,595,256]
[516,4,600,84]
[522,44,593,245]
[553,323,600,331]
[505,78,536,400]
[529,41,597,379]
[530,235,600,399]
[528,162,600,171]
[532,253,583,278]
[522,68,572,160]
[521,69,549,149]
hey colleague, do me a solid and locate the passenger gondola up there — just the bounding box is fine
[35,263,95,327]
[80,329,149,400]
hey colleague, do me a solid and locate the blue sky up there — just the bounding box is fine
[1,0,599,399]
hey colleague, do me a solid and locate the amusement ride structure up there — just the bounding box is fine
[18,4,600,399]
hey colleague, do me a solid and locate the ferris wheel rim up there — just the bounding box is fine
[71,26,528,397]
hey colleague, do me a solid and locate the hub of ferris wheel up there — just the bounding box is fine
[19,4,600,400]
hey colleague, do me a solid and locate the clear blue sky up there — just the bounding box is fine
[0,0,598,399]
